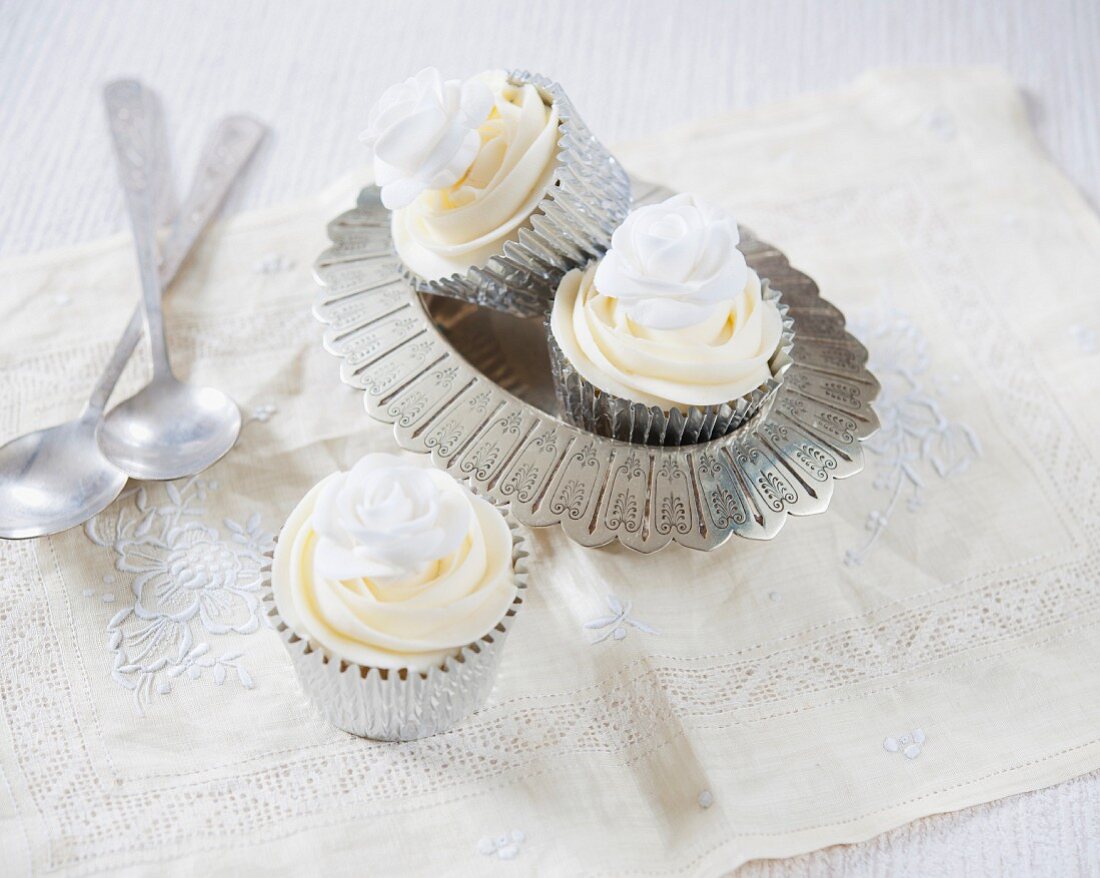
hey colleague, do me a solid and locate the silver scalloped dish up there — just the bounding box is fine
[312,179,881,553]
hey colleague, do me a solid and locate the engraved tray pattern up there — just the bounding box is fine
[312,180,880,553]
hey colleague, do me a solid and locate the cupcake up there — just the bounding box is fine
[265,452,526,741]
[548,193,795,445]
[361,67,631,317]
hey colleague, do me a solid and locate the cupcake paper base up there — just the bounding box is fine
[547,281,796,446]
[398,70,632,319]
[263,517,529,741]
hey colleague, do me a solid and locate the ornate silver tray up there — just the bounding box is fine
[312,180,880,553]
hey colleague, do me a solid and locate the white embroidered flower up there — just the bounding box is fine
[884,728,926,759]
[84,478,272,714]
[1070,323,1098,355]
[583,594,659,643]
[312,453,471,580]
[361,67,493,209]
[844,308,981,566]
[478,830,525,860]
[250,402,278,423]
[253,252,295,275]
[594,193,749,330]
[123,523,262,635]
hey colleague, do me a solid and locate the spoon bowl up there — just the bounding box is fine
[97,377,242,482]
[0,97,265,540]
[0,417,127,539]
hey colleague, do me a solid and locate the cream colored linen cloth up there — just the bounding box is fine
[1,68,1098,876]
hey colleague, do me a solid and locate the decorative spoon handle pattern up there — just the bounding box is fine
[104,80,172,376]
[86,86,265,416]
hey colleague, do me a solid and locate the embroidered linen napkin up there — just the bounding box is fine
[1,68,1099,876]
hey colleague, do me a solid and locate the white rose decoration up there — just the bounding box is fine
[272,454,517,672]
[391,70,561,281]
[361,67,493,210]
[593,193,749,331]
[311,453,471,581]
[550,194,783,410]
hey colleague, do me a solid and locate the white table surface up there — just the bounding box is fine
[2,0,1098,873]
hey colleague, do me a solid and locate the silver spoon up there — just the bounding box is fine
[97,80,248,483]
[0,102,266,539]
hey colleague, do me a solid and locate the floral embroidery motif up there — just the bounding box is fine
[845,308,981,565]
[584,595,659,643]
[883,728,926,759]
[478,830,525,860]
[249,402,278,423]
[84,477,274,714]
[253,252,296,275]
[922,107,957,142]
[1070,324,1097,355]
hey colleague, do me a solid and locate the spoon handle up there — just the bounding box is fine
[160,115,267,280]
[85,100,266,416]
[104,80,172,378]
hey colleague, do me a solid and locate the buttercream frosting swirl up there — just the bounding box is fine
[550,194,782,409]
[273,454,516,673]
[390,70,561,281]
[361,67,494,210]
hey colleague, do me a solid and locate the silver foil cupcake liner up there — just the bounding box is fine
[397,69,632,318]
[547,281,796,446]
[263,515,529,741]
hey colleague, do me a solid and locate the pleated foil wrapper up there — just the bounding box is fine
[263,516,529,742]
[547,281,796,446]
[397,70,633,318]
